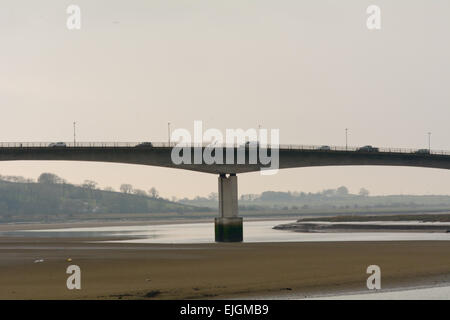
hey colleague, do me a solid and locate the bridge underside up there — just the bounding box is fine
[1,147,450,174]
[1,146,450,242]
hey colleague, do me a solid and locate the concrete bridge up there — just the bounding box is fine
[1,141,450,242]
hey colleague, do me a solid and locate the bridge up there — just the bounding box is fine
[2,141,450,242]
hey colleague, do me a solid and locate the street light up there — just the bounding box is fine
[73,122,76,146]
[258,124,261,143]
[168,122,171,146]
[345,128,348,150]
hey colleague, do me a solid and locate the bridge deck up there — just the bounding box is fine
[1,143,449,174]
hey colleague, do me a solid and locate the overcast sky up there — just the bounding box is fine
[1,0,450,198]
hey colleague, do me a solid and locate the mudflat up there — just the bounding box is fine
[1,237,449,299]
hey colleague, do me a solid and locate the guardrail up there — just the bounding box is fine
[279,144,450,155]
[0,142,449,156]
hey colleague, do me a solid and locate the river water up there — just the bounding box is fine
[310,285,450,300]
[244,284,450,300]
[11,219,450,244]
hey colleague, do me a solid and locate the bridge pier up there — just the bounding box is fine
[215,173,243,242]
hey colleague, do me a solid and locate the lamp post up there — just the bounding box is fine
[73,122,76,146]
[428,132,431,152]
[168,122,171,146]
[345,128,348,150]
[258,124,261,143]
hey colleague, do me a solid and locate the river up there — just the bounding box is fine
[9,219,450,244]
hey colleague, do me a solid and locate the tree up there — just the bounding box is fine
[82,180,97,190]
[0,175,28,183]
[38,173,64,184]
[359,188,370,197]
[207,192,218,201]
[120,184,133,194]
[149,187,159,198]
[133,189,147,196]
[322,189,336,197]
[336,186,349,197]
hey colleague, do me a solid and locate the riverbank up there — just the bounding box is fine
[1,238,449,299]
[273,213,450,233]
[273,222,450,233]
[0,217,295,232]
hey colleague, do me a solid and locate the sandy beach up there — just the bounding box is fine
[1,229,450,299]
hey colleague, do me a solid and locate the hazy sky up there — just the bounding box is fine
[1,1,450,198]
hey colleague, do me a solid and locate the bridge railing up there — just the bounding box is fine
[0,142,449,156]
[0,142,140,148]
[278,144,450,155]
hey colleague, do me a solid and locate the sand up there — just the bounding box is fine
[1,235,450,299]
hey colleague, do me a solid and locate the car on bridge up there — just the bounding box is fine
[135,142,153,147]
[48,142,67,147]
[415,149,430,155]
[318,145,331,151]
[356,145,379,152]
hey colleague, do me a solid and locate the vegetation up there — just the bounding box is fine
[0,173,208,223]
[180,186,450,214]
[2,174,450,223]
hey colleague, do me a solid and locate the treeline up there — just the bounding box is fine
[179,186,365,204]
[0,173,208,218]
[242,186,368,201]
[179,186,450,211]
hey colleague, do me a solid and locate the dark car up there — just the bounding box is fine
[415,149,430,155]
[357,145,379,152]
[135,142,153,147]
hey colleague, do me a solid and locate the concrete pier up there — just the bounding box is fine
[215,174,243,242]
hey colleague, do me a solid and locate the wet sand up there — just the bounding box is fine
[1,236,450,299]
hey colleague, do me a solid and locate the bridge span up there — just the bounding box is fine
[1,142,450,242]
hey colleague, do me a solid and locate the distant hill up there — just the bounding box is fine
[3,174,450,224]
[0,176,208,223]
[179,187,450,214]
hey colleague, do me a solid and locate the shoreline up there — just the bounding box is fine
[232,274,450,300]
[273,222,450,233]
[273,214,450,234]
[0,216,297,232]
